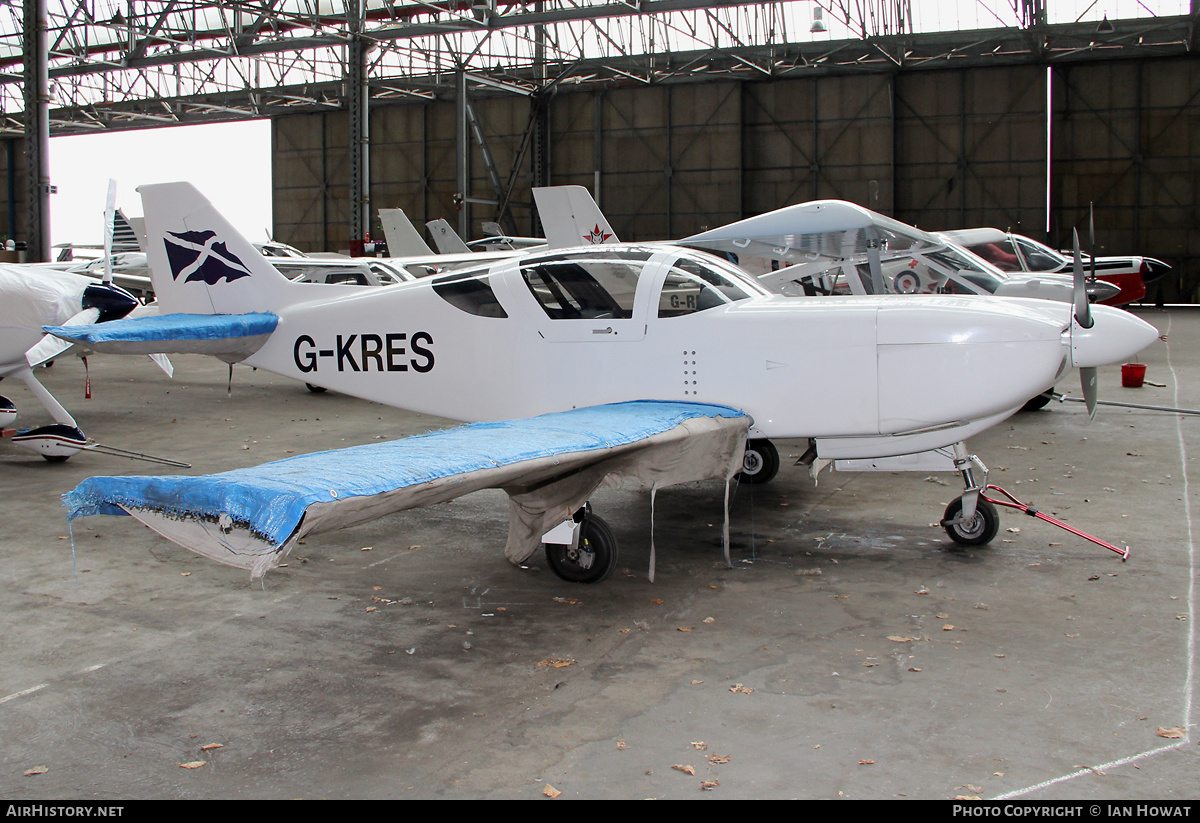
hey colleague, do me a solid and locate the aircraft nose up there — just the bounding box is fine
[1086,279,1121,303]
[875,299,1072,433]
[82,282,139,322]
[1071,305,1159,369]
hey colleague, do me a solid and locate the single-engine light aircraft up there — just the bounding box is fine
[0,266,140,459]
[56,183,1158,582]
[944,227,1170,307]
[678,200,1121,305]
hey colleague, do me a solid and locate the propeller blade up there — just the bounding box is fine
[103,179,117,285]
[1072,229,1092,329]
[24,334,74,368]
[1081,366,1099,420]
[1088,202,1097,282]
[148,353,174,378]
[24,307,100,367]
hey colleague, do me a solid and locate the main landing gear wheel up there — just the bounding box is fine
[942,496,1000,546]
[306,383,328,393]
[738,439,780,485]
[544,512,618,584]
[1021,392,1054,412]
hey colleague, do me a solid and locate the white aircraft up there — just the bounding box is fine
[475,222,546,251]
[55,182,1157,581]
[530,189,1122,309]
[675,200,1120,304]
[0,265,141,460]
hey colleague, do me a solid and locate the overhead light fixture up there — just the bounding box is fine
[1097,15,1114,34]
[810,7,827,34]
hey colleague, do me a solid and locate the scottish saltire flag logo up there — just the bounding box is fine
[164,230,253,285]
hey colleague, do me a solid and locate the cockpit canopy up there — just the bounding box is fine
[430,245,769,320]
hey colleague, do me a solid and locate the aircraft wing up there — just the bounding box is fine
[63,400,748,579]
[44,312,278,361]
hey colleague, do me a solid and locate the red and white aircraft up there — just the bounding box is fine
[944,227,1170,307]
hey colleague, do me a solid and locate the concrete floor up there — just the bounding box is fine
[1,307,1196,800]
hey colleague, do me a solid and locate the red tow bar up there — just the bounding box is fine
[981,485,1130,561]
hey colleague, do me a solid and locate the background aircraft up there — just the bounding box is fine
[679,200,1120,304]
[0,266,139,460]
[944,226,1170,306]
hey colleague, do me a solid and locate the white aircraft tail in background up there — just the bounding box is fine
[532,185,620,249]
[379,208,436,257]
[425,218,472,254]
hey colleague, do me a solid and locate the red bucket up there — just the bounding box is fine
[1121,363,1146,388]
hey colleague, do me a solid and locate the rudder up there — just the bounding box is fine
[139,182,295,316]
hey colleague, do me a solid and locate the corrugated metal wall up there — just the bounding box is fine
[1,138,26,256]
[271,54,1200,300]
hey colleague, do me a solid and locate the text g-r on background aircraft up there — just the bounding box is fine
[54,182,1158,582]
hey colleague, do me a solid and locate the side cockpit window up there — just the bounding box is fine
[970,240,1022,272]
[658,257,757,317]
[431,269,508,318]
[521,252,650,319]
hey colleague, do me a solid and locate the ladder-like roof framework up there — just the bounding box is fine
[2,1,1196,135]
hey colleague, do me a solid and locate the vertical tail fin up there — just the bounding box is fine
[139,182,295,316]
[113,207,143,252]
[532,186,620,249]
[379,208,436,256]
[424,218,472,254]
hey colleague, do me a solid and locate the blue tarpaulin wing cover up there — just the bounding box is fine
[44,312,278,359]
[64,400,748,578]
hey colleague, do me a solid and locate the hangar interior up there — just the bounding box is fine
[0,0,1198,300]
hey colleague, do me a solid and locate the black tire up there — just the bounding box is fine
[738,439,780,485]
[42,454,71,463]
[306,383,328,393]
[942,497,1000,546]
[544,513,618,584]
[1021,392,1053,412]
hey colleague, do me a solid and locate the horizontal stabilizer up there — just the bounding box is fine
[45,312,278,361]
[64,401,748,579]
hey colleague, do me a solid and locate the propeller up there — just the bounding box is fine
[1071,228,1099,419]
[103,179,117,286]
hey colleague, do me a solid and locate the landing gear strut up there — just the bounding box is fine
[941,445,999,546]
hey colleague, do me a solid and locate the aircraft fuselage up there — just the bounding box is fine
[242,245,1101,458]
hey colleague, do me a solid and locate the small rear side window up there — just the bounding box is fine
[432,270,508,318]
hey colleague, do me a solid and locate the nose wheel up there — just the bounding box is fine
[940,445,1000,546]
[543,507,618,584]
[941,496,1000,545]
